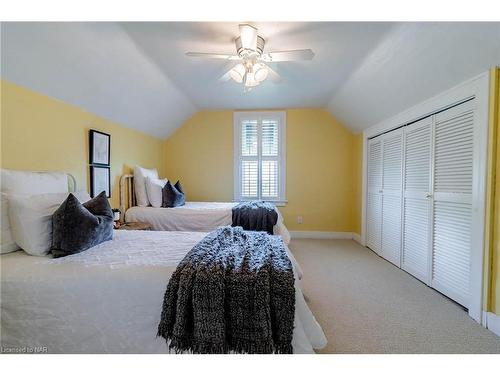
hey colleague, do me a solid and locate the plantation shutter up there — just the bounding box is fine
[241,120,259,198]
[235,112,286,202]
[261,118,280,199]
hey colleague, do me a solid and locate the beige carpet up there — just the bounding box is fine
[289,238,500,354]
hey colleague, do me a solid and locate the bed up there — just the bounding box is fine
[1,230,327,354]
[120,174,292,245]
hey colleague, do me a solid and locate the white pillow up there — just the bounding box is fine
[1,170,70,254]
[145,177,167,208]
[134,166,158,207]
[1,193,20,254]
[1,169,68,194]
[8,191,91,256]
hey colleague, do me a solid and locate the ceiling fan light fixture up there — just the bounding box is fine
[253,63,268,82]
[244,71,260,88]
[229,63,246,83]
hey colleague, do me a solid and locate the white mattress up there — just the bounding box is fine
[0,230,326,354]
[125,202,291,245]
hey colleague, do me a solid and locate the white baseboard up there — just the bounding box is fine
[482,310,489,328]
[352,233,362,244]
[485,311,500,337]
[290,231,354,240]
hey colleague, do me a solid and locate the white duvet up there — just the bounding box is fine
[125,202,291,245]
[0,230,326,354]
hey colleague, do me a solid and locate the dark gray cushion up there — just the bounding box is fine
[162,180,185,208]
[174,180,184,195]
[51,191,114,258]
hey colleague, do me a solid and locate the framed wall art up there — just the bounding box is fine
[89,129,110,166]
[90,165,111,198]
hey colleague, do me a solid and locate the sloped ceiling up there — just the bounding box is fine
[1,22,499,139]
[1,22,197,139]
[327,22,500,132]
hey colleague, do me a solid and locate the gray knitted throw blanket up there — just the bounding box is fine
[232,201,278,235]
[157,226,295,354]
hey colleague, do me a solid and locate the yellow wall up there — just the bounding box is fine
[163,109,358,232]
[485,68,500,314]
[163,111,234,202]
[0,80,163,208]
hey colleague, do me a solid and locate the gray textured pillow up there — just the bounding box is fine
[51,191,114,258]
[162,180,185,208]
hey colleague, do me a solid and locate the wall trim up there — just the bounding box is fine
[484,312,500,337]
[352,233,362,244]
[290,231,355,240]
[482,310,489,328]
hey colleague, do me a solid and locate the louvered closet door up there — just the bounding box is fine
[381,130,403,266]
[402,117,432,283]
[366,138,383,253]
[431,100,474,308]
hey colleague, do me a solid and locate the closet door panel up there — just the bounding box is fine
[366,138,383,252]
[403,198,431,282]
[402,118,432,283]
[382,195,402,266]
[432,201,471,306]
[382,131,403,192]
[367,193,382,251]
[381,130,403,266]
[431,100,474,307]
[367,139,383,191]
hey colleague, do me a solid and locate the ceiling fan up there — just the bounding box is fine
[185,24,315,91]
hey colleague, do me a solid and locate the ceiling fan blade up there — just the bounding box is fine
[186,52,240,60]
[239,24,258,50]
[260,49,315,62]
[265,65,282,83]
[218,69,233,82]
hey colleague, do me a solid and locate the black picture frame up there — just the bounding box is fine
[89,129,110,166]
[90,165,111,198]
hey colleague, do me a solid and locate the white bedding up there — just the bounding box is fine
[125,202,291,245]
[0,230,326,354]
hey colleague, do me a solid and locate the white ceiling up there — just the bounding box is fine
[1,22,499,138]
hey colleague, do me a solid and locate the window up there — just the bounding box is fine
[234,111,286,204]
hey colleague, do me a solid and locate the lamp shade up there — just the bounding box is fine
[230,63,246,83]
[253,63,269,82]
[244,71,260,87]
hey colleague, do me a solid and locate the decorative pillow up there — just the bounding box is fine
[8,191,91,256]
[145,177,168,208]
[162,180,185,208]
[133,166,158,207]
[174,180,184,195]
[51,191,114,258]
[1,193,20,254]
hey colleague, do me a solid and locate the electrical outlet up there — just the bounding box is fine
[297,216,303,224]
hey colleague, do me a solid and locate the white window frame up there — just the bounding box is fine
[233,111,287,205]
